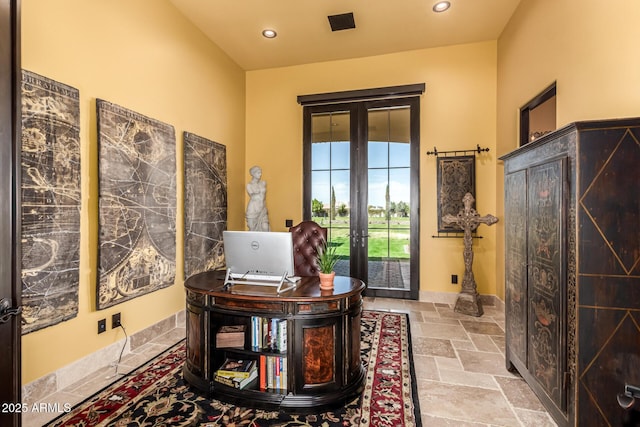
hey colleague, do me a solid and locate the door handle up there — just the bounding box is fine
[361,229,369,248]
[351,230,359,248]
[0,298,22,324]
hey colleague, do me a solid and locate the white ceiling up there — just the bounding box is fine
[169,0,522,71]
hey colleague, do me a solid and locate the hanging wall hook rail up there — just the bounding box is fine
[426,144,489,156]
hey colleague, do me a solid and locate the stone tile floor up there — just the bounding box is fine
[24,297,557,426]
[365,297,557,427]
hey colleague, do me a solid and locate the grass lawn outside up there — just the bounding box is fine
[312,216,410,260]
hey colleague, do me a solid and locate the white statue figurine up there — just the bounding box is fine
[245,165,270,231]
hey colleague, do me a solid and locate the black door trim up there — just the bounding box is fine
[0,0,22,426]
[298,83,425,106]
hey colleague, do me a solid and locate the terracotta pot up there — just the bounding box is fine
[318,271,336,290]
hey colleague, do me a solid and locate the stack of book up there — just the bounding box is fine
[215,325,246,348]
[213,357,258,389]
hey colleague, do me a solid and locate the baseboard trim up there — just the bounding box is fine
[22,310,185,404]
[419,290,504,309]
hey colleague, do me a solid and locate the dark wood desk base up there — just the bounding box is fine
[183,270,366,410]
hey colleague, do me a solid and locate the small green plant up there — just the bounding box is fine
[316,240,338,274]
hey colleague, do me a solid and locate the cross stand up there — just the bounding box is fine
[442,193,498,317]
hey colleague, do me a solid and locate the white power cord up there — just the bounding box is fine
[105,323,129,380]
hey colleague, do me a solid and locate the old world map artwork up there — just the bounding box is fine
[97,99,176,310]
[437,155,475,233]
[21,70,81,334]
[183,132,227,279]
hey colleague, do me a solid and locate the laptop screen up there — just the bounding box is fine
[222,231,295,278]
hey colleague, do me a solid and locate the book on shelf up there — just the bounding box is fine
[215,324,245,348]
[216,358,256,379]
[214,367,258,390]
[276,319,287,352]
[250,316,287,352]
[259,354,266,390]
[258,354,287,392]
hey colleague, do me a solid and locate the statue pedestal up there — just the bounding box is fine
[454,289,483,317]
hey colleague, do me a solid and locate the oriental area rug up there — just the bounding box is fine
[47,310,421,426]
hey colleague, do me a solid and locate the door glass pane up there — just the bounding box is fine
[389,141,410,168]
[330,169,350,276]
[311,170,330,208]
[367,106,411,290]
[311,140,330,170]
[368,109,389,168]
[368,141,389,168]
[310,111,350,276]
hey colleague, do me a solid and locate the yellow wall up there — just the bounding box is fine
[21,0,246,383]
[495,0,640,299]
[246,41,499,296]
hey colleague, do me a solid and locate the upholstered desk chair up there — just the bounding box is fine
[289,221,328,276]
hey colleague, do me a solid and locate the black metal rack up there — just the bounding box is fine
[426,144,489,157]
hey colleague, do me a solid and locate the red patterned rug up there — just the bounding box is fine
[47,310,421,426]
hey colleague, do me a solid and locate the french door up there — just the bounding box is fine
[303,97,420,299]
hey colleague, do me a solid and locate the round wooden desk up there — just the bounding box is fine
[183,270,366,411]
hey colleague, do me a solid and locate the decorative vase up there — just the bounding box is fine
[318,271,336,290]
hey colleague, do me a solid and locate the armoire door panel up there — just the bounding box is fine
[527,158,566,410]
[504,170,528,365]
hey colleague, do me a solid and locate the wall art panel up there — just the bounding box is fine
[183,132,227,279]
[96,99,176,309]
[437,155,475,232]
[20,70,81,333]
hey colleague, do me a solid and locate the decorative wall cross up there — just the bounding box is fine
[442,192,498,316]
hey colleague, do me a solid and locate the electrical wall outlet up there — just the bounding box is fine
[451,274,458,284]
[285,219,293,228]
[112,312,121,328]
[98,319,106,334]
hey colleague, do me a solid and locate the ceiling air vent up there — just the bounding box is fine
[328,12,356,32]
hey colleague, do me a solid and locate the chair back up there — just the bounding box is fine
[289,221,328,276]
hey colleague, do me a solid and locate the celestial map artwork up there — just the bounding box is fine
[183,132,227,279]
[96,99,176,310]
[20,70,81,334]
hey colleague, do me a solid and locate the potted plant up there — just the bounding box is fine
[316,240,338,290]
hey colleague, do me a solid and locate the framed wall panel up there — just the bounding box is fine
[183,131,227,279]
[20,70,81,333]
[96,99,176,310]
[436,155,475,233]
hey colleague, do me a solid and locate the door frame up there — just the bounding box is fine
[0,0,22,426]
[301,91,421,300]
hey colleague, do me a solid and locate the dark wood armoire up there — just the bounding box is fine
[500,117,640,426]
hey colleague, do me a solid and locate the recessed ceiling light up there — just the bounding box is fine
[432,1,451,12]
[262,29,277,39]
